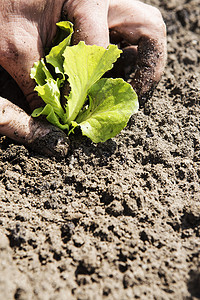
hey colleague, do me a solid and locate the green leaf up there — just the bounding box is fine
[30,58,53,86]
[52,21,74,47]
[63,42,122,123]
[74,78,138,143]
[46,21,73,76]
[32,104,69,130]
[34,78,64,119]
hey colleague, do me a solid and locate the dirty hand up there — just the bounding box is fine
[0,0,166,156]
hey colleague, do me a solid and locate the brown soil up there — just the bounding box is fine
[0,0,200,299]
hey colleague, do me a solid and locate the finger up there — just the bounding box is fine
[63,0,110,48]
[108,0,167,104]
[0,97,69,158]
[130,37,166,106]
[0,22,45,111]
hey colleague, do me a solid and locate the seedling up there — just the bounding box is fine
[31,21,138,143]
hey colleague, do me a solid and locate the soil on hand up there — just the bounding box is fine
[0,0,200,299]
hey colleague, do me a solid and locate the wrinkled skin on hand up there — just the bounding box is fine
[0,0,166,157]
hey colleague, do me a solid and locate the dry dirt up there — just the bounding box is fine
[0,0,200,299]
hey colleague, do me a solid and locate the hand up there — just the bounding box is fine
[0,0,70,157]
[0,0,166,156]
[65,0,167,104]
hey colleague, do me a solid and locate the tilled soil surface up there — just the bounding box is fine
[0,0,200,299]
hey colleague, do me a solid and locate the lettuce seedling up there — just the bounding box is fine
[31,21,139,143]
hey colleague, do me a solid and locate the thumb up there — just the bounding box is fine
[63,0,110,48]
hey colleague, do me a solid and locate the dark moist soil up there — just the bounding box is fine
[0,0,200,299]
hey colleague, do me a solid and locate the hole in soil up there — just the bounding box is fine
[7,224,26,248]
[187,270,200,298]
[119,263,128,273]
[14,288,26,300]
[100,191,114,205]
[53,251,62,261]
[75,261,95,277]
[181,209,200,230]
[61,223,75,243]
